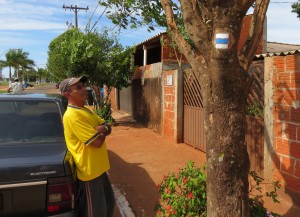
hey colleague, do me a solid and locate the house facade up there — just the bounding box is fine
[109,15,300,201]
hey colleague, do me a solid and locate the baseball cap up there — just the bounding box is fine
[59,76,88,93]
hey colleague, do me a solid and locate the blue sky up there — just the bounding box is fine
[0,0,299,78]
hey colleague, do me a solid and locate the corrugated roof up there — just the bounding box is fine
[255,42,300,58]
[135,32,165,47]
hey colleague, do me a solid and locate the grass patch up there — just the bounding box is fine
[0,81,9,86]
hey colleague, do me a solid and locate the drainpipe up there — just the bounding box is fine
[142,45,147,86]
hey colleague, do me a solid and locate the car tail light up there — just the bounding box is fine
[47,176,78,213]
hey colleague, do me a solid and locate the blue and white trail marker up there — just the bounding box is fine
[215,33,229,49]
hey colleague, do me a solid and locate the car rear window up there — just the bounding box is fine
[0,100,64,143]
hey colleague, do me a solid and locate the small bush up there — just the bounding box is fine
[155,161,280,217]
[96,99,115,123]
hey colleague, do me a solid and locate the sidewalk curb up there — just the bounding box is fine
[112,184,136,217]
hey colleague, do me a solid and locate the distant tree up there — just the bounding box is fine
[0,49,35,81]
[36,67,48,84]
[16,50,35,82]
[47,28,134,102]
[0,49,20,80]
[292,2,300,19]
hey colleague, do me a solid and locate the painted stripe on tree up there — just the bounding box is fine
[216,33,229,49]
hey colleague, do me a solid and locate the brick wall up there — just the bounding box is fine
[163,70,176,139]
[272,53,300,194]
[238,14,264,54]
[161,34,188,64]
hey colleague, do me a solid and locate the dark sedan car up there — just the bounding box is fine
[0,94,79,217]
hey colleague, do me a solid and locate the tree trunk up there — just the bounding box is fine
[9,66,12,80]
[204,56,250,216]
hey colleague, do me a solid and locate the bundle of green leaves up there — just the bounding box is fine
[155,161,281,217]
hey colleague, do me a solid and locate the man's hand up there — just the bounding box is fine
[95,123,112,136]
[95,124,107,134]
[90,124,112,148]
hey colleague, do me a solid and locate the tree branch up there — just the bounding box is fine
[180,0,210,54]
[238,0,270,70]
[160,0,206,74]
[239,0,256,14]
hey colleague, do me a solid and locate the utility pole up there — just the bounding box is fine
[63,4,89,29]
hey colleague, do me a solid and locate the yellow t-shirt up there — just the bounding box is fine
[63,105,110,181]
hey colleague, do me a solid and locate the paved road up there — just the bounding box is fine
[24,84,60,94]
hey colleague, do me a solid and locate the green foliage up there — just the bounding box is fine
[155,161,281,217]
[292,2,300,19]
[95,98,115,123]
[0,49,35,80]
[100,0,168,32]
[47,28,104,82]
[47,28,134,91]
[101,1,193,46]
[247,101,264,119]
[155,161,207,217]
[249,171,281,217]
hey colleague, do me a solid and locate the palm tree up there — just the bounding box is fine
[0,49,35,81]
[0,49,19,81]
[18,54,35,82]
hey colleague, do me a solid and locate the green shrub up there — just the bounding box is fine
[155,161,280,217]
[95,99,115,123]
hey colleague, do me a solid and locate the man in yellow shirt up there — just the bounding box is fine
[59,76,114,217]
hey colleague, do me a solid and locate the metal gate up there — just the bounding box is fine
[183,69,206,152]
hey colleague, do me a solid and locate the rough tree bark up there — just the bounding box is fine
[161,0,269,216]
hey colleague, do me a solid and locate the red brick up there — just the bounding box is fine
[273,56,286,72]
[275,138,290,155]
[164,102,174,111]
[296,161,300,177]
[273,89,285,103]
[283,89,300,105]
[278,72,290,82]
[274,169,300,193]
[273,72,278,86]
[273,169,285,185]
[284,174,300,193]
[281,156,295,175]
[290,74,300,87]
[164,127,174,138]
[274,106,290,122]
[291,107,300,123]
[284,123,297,140]
[274,122,282,138]
[164,111,174,120]
[286,55,298,71]
[274,154,281,170]
[290,142,300,159]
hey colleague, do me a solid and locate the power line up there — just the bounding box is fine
[63,4,89,29]
[270,1,298,3]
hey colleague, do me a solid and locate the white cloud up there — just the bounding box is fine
[0,18,66,30]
